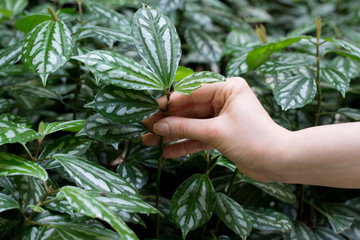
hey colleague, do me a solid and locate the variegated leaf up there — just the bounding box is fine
[43,120,85,135]
[215,193,252,239]
[72,50,163,90]
[321,68,349,97]
[88,190,158,214]
[327,214,354,234]
[216,155,237,172]
[158,0,186,13]
[0,113,32,128]
[53,223,121,240]
[185,28,222,63]
[0,40,22,70]
[54,154,137,195]
[170,174,215,239]
[245,207,293,232]
[283,221,316,240]
[81,114,146,144]
[132,6,181,89]
[332,56,360,79]
[332,39,360,60]
[273,75,317,111]
[22,226,59,240]
[226,55,248,77]
[242,176,296,203]
[0,153,48,181]
[0,193,19,213]
[116,163,148,190]
[314,227,346,240]
[338,108,360,120]
[259,60,304,74]
[15,175,45,211]
[59,186,138,240]
[90,85,159,124]
[174,71,225,95]
[22,20,74,86]
[1,0,28,16]
[0,127,41,145]
[0,176,14,192]
[9,85,61,100]
[0,99,15,113]
[44,196,73,215]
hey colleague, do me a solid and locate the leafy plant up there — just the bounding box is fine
[1,0,360,239]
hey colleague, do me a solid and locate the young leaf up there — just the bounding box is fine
[170,174,215,239]
[283,221,316,240]
[329,39,360,61]
[22,20,74,86]
[314,227,346,240]
[72,50,163,90]
[132,6,181,89]
[0,153,48,181]
[59,186,138,240]
[14,14,53,34]
[327,214,354,234]
[321,68,349,97]
[15,176,45,211]
[90,85,159,124]
[242,176,296,203]
[215,193,252,239]
[0,40,23,70]
[43,120,85,135]
[273,75,317,111]
[245,207,293,232]
[0,193,19,213]
[81,114,146,144]
[54,154,137,195]
[174,66,194,82]
[53,223,121,240]
[185,28,222,63]
[116,163,149,190]
[77,26,132,47]
[0,127,41,145]
[174,71,225,95]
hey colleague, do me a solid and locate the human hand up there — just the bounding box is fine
[142,77,291,182]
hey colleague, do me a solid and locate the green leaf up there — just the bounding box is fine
[9,85,61,100]
[0,193,19,213]
[88,190,159,214]
[15,176,45,211]
[328,214,354,234]
[215,193,252,239]
[43,120,85,135]
[170,174,215,239]
[0,0,28,16]
[273,75,317,111]
[0,40,22,70]
[245,207,293,232]
[338,108,360,120]
[22,20,74,86]
[0,153,48,181]
[332,56,360,79]
[72,50,163,90]
[0,99,15,113]
[174,71,225,95]
[132,6,181,89]
[44,196,73,215]
[0,127,41,145]
[90,85,159,124]
[226,55,248,77]
[242,176,296,203]
[329,39,360,61]
[283,221,316,240]
[53,223,121,240]
[116,163,148,190]
[14,14,53,34]
[247,37,310,71]
[259,60,304,74]
[54,154,137,195]
[314,227,346,240]
[174,66,194,82]
[59,186,138,240]
[81,114,146,144]
[22,226,59,240]
[0,113,32,128]
[185,28,222,63]
[0,176,14,192]
[216,155,237,172]
[321,68,349,97]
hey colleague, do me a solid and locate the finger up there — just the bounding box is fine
[162,139,213,158]
[142,132,181,146]
[167,103,214,118]
[142,111,164,131]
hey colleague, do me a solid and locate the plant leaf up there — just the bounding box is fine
[338,108,360,120]
[0,40,22,70]
[328,214,354,234]
[15,176,45,211]
[321,68,349,97]
[43,120,85,135]
[174,66,194,82]
[77,26,132,47]
[53,223,121,240]
[314,227,347,240]
[54,154,137,195]
[242,176,296,203]
[0,127,41,145]
[0,113,32,128]
[0,153,48,181]
[329,39,360,61]
[22,20,74,86]
[90,85,159,124]
[0,0,28,16]
[226,55,248,77]
[283,221,316,240]
[22,226,59,240]
[44,196,73,215]
[81,114,146,144]
[174,71,225,95]
[215,193,252,239]
[116,163,148,190]
[259,60,304,74]
[245,207,293,232]
[72,50,163,90]
[273,75,317,111]
[0,193,19,213]
[170,174,215,239]
[14,14,53,34]
[132,6,181,89]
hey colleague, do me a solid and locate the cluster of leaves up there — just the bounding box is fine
[1,0,360,239]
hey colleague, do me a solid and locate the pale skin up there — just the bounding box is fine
[142,77,360,188]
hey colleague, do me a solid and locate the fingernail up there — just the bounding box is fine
[153,123,170,136]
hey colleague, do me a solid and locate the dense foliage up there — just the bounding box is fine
[1,0,360,239]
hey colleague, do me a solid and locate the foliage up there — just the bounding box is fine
[0,0,360,239]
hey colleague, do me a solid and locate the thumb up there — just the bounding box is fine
[153,116,216,142]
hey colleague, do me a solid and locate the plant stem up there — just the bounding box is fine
[314,38,322,126]
[303,199,329,218]
[21,143,34,160]
[73,63,82,120]
[47,6,58,22]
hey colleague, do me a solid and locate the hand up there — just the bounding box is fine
[142,77,290,182]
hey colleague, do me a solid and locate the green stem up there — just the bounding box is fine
[314,40,322,126]
[303,199,330,218]
[73,63,82,120]
[21,143,34,160]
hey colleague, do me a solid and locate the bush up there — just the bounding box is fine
[1,0,360,239]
